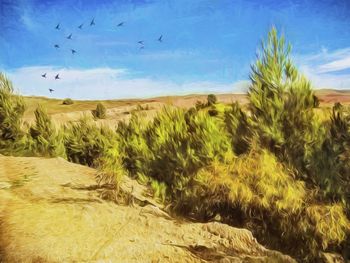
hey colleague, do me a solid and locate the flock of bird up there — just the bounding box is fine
[41,18,164,93]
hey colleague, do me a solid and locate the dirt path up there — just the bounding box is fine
[0,155,296,263]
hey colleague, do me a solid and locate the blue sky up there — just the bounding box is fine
[1,0,350,99]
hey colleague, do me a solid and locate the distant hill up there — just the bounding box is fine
[23,89,350,118]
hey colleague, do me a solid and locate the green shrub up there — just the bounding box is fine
[27,105,65,157]
[195,100,206,110]
[116,113,152,177]
[144,107,232,198]
[95,144,125,189]
[92,103,107,119]
[117,107,232,200]
[64,117,114,166]
[334,102,342,111]
[313,95,320,108]
[62,98,74,105]
[145,107,193,190]
[207,108,218,116]
[64,116,125,189]
[150,179,167,203]
[207,94,217,106]
[176,147,349,260]
[0,73,25,149]
[313,104,350,207]
[224,102,251,155]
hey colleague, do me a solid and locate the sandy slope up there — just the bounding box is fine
[0,155,296,262]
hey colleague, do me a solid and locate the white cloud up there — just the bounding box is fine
[295,47,350,89]
[137,50,199,60]
[5,66,245,100]
[318,56,350,73]
[299,65,350,89]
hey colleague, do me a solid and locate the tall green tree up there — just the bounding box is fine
[248,27,324,180]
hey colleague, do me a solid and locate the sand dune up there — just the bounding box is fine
[0,155,296,262]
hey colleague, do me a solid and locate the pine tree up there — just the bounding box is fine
[248,27,323,179]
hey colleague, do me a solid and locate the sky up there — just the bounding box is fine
[1,0,350,99]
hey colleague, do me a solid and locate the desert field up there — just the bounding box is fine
[22,90,348,127]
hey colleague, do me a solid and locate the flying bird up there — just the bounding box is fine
[90,18,95,26]
[54,44,60,48]
[67,34,72,40]
[158,35,163,42]
[55,74,60,80]
[138,41,144,45]
[71,49,77,54]
[117,22,124,27]
[41,73,47,78]
[78,23,83,29]
[55,23,60,30]
[49,88,54,93]
[139,46,145,50]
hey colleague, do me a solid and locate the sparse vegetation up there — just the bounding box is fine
[62,98,74,105]
[135,103,151,111]
[0,27,349,261]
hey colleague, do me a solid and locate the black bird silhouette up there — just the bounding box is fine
[78,24,83,29]
[55,23,60,30]
[158,35,163,42]
[90,18,95,26]
[54,44,60,48]
[138,41,144,45]
[41,73,47,78]
[67,34,72,40]
[117,22,124,27]
[55,74,60,80]
[49,88,54,93]
[71,49,77,54]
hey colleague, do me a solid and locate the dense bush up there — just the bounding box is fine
[62,98,74,105]
[175,147,349,260]
[144,107,232,197]
[224,102,251,155]
[64,117,114,166]
[116,113,152,177]
[0,73,25,149]
[116,107,233,200]
[27,105,65,157]
[92,103,107,119]
[329,104,350,205]
[309,104,350,208]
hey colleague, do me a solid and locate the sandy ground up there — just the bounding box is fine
[0,155,296,263]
